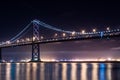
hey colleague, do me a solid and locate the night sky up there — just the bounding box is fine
[0,1,120,61]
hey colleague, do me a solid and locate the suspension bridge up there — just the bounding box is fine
[0,19,120,62]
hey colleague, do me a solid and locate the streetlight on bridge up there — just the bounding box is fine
[26,38,30,41]
[72,31,75,36]
[81,30,85,34]
[54,33,58,37]
[62,33,66,37]
[93,29,96,33]
[33,37,35,41]
[107,27,110,31]
[40,36,44,39]
[17,40,20,43]
[6,41,11,44]
[21,39,24,42]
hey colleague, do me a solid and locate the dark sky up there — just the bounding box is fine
[1,1,120,37]
[0,1,120,61]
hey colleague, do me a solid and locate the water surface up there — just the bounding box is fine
[0,62,120,80]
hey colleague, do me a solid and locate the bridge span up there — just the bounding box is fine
[0,19,120,62]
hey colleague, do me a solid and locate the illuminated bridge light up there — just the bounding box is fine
[107,27,110,31]
[72,31,75,36]
[19,39,25,42]
[40,36,44,39]
[33,37,35,41]
[54,33,58,37]
[116,29,119,31]
[6,41,11,44]
[81,30,85,34]
[93,29,96,33]
[62,33,66,37]
[26,38,30,41]
[16,40,19,43]
[113,29,116,32]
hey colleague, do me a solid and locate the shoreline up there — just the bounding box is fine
[1,61,120,63]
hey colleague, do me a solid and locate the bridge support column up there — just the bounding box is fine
[0,48,2,62]
[31,43,40,62]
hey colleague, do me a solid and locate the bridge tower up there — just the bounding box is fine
[31,22,40,61]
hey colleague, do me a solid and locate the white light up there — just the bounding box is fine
[26,38,30,41]
[107,58,112,61]
[81,30,85,34]
[72,31,75,36]
[41,36,44,39]
[21,39,24,42]
[54,33,58,37]
[107,27,110,31]
[62,33,66,37]
[33,37,35,41]
[6,41,11,44]
[93,29,96,32]
[17,40,19,43]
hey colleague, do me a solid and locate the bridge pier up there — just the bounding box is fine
[31,43,41,62]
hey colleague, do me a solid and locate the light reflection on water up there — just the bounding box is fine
[92,63,98,80]
[26,63,30,80]
[107,63,112,80]
[0,62,120,80]
[40,63,45,80]
[6,63,11,80]
[62,63,67,80]
[71,63,77,80]
[16,63,20,80]
[32,63,37,80]
[81,63,87,80]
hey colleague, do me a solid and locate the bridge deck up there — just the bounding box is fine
[0,31,120,48]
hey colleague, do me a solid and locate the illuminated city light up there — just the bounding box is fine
[107,58,111,61]
[2,58,120,62]
[116,59,120,61]
[20,58,31,62]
